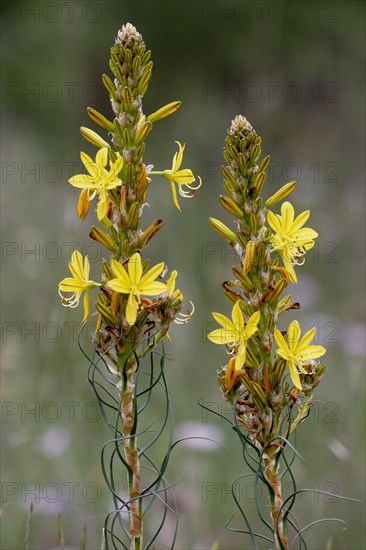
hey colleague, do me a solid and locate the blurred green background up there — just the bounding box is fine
[1,1,365,548]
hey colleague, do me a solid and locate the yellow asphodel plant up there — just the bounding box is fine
[208,114,326,550]
[58,23,200,550]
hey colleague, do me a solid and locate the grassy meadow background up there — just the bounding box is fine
[1,1,365,548]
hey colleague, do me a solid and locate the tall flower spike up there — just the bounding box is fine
[208,113,327,550]
[60,22,199,549]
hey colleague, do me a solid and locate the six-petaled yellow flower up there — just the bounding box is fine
[150,141,201,211]
[274,320,326,390]
[69,147,123,221]
[58,250,99,321]
[208,301,261,371]
[107,253,167,325]
[267,201,318,283]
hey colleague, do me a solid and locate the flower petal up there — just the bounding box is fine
[80,152,99,178]
[212,312,234,331]
[281,202,294,232]
[287,320,301,350]
[208,328,236,345]
[292,228,318,244]
[96,147,108,169]
[274,328,289,355]
[231,301,244,334]
[174,169,195,185]
[69,250,84,280]
[234,348,246,371]
[295,327,315,353]
[83,255,90,280]
[140,261,165,285]
[126,292,138,325]
[283,257,297,283]
[110,156,123,176]
[267,210,282,234]
[96,196,108,221]
[291,210,310,232]
[245,311,260,339]
[128,253,143,285]
[167,270,177,294]
[69,174,96,188]
[173,141,184,171]
[110,260,131,288]
[139,281,167,296]
[82,291,90,321]
[108,278,131,294]
[104,178,122,190]
[288,361,302,390]
[299,345,326,361]
[59,277,87,292]
[170,180,181,211]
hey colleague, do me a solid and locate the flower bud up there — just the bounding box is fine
[258,155,270,173]
[138,219,164,247]
[219,195,243,218]
[77,189,89,221]
[243,240,256,274]
[209,218,236,243]
[127,202,141,229]
[135,120,152,145]
[87,107,114,132]
[90,226,115,252]
[102,73,117,97]
[111,291,120,317]
[80,127,110,149]
[137,66,152,95]
[147,101,181,123]
[265,181,296,208]
[253,171,266,194]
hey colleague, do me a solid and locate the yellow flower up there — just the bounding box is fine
[274,320,326,390]
[166,270,183,300]
[267,201,318,283]
[58,251,99,321]
[69,148,123,221]
[150,141,201,211]
[107,253,167,325]
[208,301,261,371]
